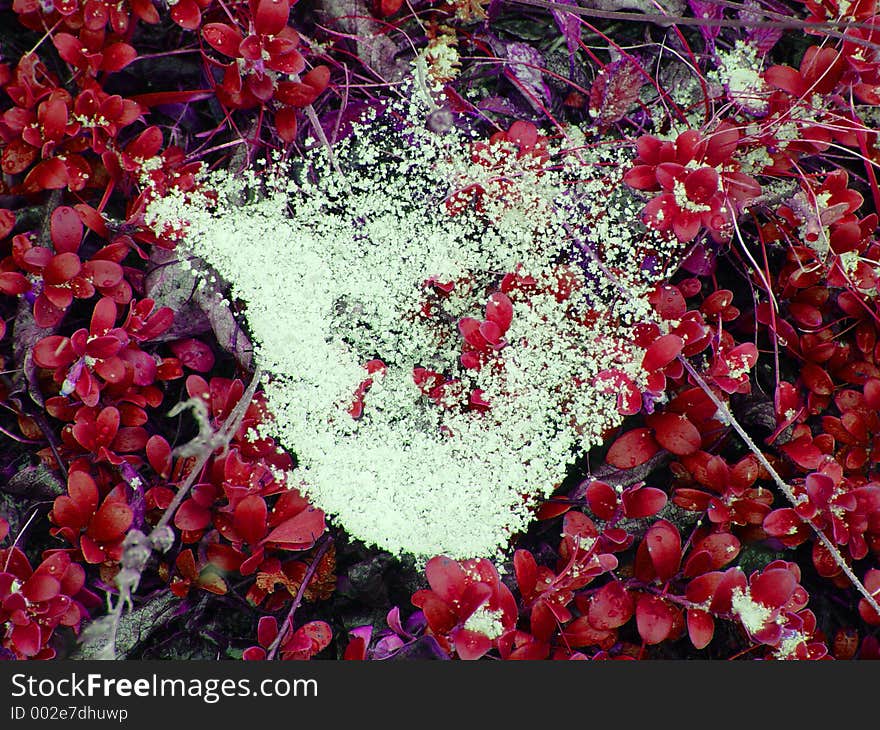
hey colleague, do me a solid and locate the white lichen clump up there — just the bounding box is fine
[145,88,678,561]
[710,40,769,115]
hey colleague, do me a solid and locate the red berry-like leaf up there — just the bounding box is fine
[858,570,880,625]
[203,23,244,56]
[588,581,634,630]
[647,412,701,456]
[454,629,493,660]
[174,499,212,531]
[254,0,290,37]
[275,107,298,143]
[621,485,667,519]
[169,338,215,372]
[686,609,714,650]
[262,507,324,549]
[146,435,172,478]
[87,499,133,543]
[49,206,83,253]
[763,508,808,542]
[606,428,660,469]
[635,594,673,644]
[485,292,513,331]
[100,43,137,72]
[425,555,466,604]
[642,334,683,372]
[234,495,268,545]
[513,549,537,597]
[750,568,797,609]
[586,481,617,520]
[642,519,681,581]
[0,272,31,295]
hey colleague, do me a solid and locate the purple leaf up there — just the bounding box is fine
[504,42,551,112]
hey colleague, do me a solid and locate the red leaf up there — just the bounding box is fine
[11,623,41,657]
[275,80,320,108]
[68,470,99,513]
[513,549,537,598]
[621,486,667,518]
[858,569,880,625]
[589,57,645,128]
[254,0,289,37]
[263,506,324,549]
[87,499,133,543]
[425,556,467,603]
[453,629,492,660]
[33,335,75,369]
[53,32,82,65]
[0,272,31,296]
[586,480,617,520]
[588,581,634,630]
[100,43,137,72]
[23,158,68,191]
[684,533,741,575]
[647,412,701,455]
[292,620,332,656]
[43,252,81,285]
[801,362,833,396]
[146,435,172,478]
[21,574,61,602]
[203,23,244,57]
[635,594,673,644]
[686,609,714,650]
[234,495,268,545]
[641,334,683,372]
[561,615,616,649]
[169,338,215,372]
[643,519,681,581]
[275,106,298,143]
[485,292,513,331]
[303,65,331,94]
[171,0,202,30]
[2,138,37,175]
[174,499,212,531]
[750,568,797,609]
[50,206,83,253]
[617,376,642,415]
[789,301,823,329]
[258,616,278,647]
[763,508,805,539]
[606,428,660,469]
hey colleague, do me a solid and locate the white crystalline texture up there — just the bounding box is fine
[145,89,680,561]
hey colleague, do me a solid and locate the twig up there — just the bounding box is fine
[266,536,332,660]
[155,366,262,531]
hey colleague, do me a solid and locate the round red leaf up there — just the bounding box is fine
[33,335,75,369]
[49,206,83,253]
[174,499,212,531]
[588,581,634,630]
[635,594,673,645]
[586,480,618,520]
[621,486,667,519]
[606,428,660,469]
[643,519,681,581]
[234,495,268,545]
[87,499,133,543]
[262,506,324,549]
[254,0,290,36]
[647,412,701,456]
[641,334,683,372]
[686,609,714,650]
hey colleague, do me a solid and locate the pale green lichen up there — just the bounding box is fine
[145,85,680,561]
